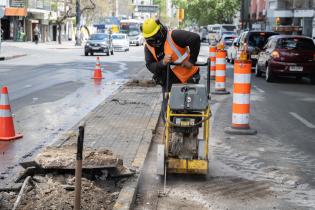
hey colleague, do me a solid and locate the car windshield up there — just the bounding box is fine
[277,38,315,50]
[222,25,236,31]
[128,31,140,36]
[112,34,126,40]
[248,32,278,49]
[89,34,108,40]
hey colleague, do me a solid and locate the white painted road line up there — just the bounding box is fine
[253,85,265,93]
[289,112,315,128]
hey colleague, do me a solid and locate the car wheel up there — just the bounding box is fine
[111,50,114,55]
[84,51,88,56]
[90,52,94,56]
[106,52,110,56]
[310,75,315,84]
[255,63,262,77]
[265,65,274,82]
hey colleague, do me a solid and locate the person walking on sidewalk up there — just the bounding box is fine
[33,25,40,44]
[141,18,201,91]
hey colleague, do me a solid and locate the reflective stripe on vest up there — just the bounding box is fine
[166,33,189,64]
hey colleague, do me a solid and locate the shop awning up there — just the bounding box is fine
[5,7,27,17]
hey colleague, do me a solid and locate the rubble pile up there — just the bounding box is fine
[0,145,133,210]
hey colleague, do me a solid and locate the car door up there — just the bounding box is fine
[258,39,272,71]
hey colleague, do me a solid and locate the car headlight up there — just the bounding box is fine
[86,43,90,46]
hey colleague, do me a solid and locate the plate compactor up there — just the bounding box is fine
[157,61,211,176]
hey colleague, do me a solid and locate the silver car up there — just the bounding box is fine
[84,33,114,56]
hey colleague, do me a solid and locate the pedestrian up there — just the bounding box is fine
[33,25,40,44]
[141,18,201,91]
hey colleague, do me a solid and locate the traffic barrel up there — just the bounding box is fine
[0,86,23,141]
[224,53,257,135]
[209,45,216,80]
[212,49,230,95]
[92,56,103,79]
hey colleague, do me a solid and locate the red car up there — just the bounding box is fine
[255,35,315,84]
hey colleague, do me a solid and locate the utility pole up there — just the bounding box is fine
[75,0,81,46]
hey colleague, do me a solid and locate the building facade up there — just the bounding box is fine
[250,0,267,30]
[0,0,27,40]
[266,0,315,37]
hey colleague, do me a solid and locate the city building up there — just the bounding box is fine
[0,0,27,40]
[265,0,314,37]
[249,0,267,30]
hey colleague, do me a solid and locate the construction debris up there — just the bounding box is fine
[35,144,122,170]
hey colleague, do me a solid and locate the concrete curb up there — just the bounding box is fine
[0,54,27,61]
[113,98,161,210]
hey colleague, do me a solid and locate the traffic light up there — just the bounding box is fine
[177,8,185,21]
[276,17,280,26]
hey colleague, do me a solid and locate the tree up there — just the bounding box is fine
[51,0,96,44]
[172,0,240,26]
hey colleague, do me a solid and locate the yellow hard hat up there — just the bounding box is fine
[142,18,161,38]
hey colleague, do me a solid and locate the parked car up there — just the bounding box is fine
[238,31,279,66]
[219,34,237,51]
[84,33,114,56]
[256,35,315,83]
[112,33,129,52]
[227,37,240,63]
[128,30,144,46]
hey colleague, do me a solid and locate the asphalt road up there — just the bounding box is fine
[0,42,145,184]
[134,44,315,210]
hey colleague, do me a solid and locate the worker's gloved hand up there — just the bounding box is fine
[181,60,193,69]
[163,54,172,65]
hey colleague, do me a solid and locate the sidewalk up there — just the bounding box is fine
[0,40,83,60]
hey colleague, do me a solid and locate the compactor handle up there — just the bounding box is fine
[166,59,211,97]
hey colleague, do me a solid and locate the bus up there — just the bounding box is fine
[120,19,143,34]
[207,24,237,42]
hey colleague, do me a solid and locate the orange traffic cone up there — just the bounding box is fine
[92,56,103,79]
[0,86,23,141]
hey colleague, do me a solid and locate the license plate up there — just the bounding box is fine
[92,47,100,50]
[251,54,258,59]
[289,66,303,71]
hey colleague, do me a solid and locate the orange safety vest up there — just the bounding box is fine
[146,31,199,83]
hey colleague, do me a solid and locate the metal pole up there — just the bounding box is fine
[75,0,81,46]
[74,123,85,210]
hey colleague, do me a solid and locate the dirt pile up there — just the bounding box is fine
[35,145,122,170]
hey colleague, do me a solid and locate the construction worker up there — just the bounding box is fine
[141,19,201,91]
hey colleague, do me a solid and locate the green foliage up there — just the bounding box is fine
[173,0,240,26]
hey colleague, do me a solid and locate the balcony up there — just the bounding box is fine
[10,0,25,7]
[26,0,50,10]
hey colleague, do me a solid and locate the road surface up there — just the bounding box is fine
[0,42,145,184]
[134,44,315,210]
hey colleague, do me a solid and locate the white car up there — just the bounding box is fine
[227,37,240,64]
[112,33,129,52]
[128,30,144,46]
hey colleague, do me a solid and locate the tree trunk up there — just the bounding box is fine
[58,24,62,44]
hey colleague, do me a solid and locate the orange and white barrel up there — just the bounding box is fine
[209,45,216,79]
[232,60,252,129]
[215,50,227,91]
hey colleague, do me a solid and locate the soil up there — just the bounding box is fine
[0,172,125,210]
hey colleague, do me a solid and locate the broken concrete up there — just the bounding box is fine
[35,145,122,170]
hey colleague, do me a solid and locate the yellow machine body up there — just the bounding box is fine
[164,95,211,175]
